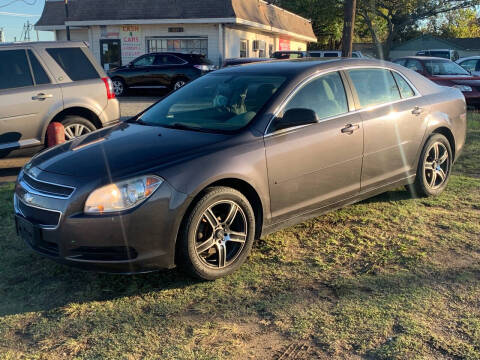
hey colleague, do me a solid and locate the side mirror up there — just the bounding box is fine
[128,62,134,68]
[272,108,318,132]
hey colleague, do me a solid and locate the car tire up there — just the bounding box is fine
[112,78,127,96]
[178,186,256,280]
[172,78,188,91]
[409,133,453,197]
[60,116,97,141]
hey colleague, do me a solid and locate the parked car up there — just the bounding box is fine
[308,50,365,58]
[108,52,215,96]
[416,49,460,61]
[393,56,480,107]
[15,58,466,280]
[0,41,120,158]
[271,51,309,59]
[222,57,269,68]
[456,56,480,76]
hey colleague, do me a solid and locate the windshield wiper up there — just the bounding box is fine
[160,123,213,133]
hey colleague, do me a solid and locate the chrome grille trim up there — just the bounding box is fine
[20,171,76,200]
[14,194,63,230]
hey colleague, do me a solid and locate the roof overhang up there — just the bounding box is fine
[38,17,316,42]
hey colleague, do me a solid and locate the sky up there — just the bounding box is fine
[0,0,54,42]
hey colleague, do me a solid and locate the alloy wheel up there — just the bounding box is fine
[64,124,92,140]
[194,200,248,269]
[424,141,450,190]
[174,80,186,90]
[112,80,124,96]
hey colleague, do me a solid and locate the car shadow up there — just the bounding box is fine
[0,132,22,158]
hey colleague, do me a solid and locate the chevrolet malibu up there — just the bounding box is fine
[15,59,467,280]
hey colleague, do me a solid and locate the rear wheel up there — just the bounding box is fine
[178,187,255,280]
[409,134,452,197]
[112,78,127,96]
[172,78,188,91]
[61,116,97,140]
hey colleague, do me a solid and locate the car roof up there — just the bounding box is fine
[417,49,454,52]
[214,58,397,77]
[396,56,451,61]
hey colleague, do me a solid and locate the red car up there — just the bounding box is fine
[393,56,480,107]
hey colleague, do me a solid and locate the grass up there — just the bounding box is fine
[0,115,479,359]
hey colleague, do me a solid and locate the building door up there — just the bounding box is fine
[100,39,121,71]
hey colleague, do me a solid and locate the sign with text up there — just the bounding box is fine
[279,38,290,51]
[121,25,143,64]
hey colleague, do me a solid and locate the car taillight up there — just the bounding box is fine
[102,77,115,99]
[194,64,210,71]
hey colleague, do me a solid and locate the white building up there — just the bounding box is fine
[35,0,316,68]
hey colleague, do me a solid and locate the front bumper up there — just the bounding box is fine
[14,169,189,273]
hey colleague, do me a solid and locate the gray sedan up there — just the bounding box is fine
[15,58,467,280]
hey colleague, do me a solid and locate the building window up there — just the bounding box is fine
[168,27,184,33]
[240,40,249,58]
[147,38,208,56]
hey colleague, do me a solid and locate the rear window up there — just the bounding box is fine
[187,54,213,65]
[46,47,99,81]
[0,49,33,90]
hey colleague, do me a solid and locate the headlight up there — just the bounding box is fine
[84,175,163,214]
[453,85,472,92]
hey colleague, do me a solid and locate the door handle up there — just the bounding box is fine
[341,124,360,135]
[32,93,53,101]
[412,106,424,115]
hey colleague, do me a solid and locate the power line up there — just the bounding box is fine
[0,0,37,9]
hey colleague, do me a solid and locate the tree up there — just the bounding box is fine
[427,8,480,38]
[358,0,480,59]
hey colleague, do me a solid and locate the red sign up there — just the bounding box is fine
[279,38,290,51]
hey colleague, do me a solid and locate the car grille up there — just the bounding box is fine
[17,198,61,228]
[22,173,75,198]
[68,246,138,261]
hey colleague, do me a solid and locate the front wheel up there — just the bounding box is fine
[178,187,256,280]
[410,134,452,197]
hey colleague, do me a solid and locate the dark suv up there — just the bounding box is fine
[108,52,215,96]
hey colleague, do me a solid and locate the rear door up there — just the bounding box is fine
[346,68,428,191]
[151,54,188,87]
[0,48,62,156]
[265,71,364,222]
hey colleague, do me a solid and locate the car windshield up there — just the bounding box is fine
[424,60,469,76]
[137,74,286,132]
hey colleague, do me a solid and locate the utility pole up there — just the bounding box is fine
[341,0,356,57]
[65,0,71,41]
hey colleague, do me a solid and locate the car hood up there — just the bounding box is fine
[31,122,231,180]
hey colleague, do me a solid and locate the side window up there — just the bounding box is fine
[0,49,33,90]
[348,68,401,108]
[392,72,415,99]
[393,59,407,67]
[459,59,477,73]
[134,55,155,66]
[324,52,340,57]
[282,72,349,122]
[27,50,51,85]
[405,59,423,72]
[46,47,99,81]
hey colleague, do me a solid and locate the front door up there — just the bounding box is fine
[100,39,121,71]
[0,49,62,157]
[265,72,364,222]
